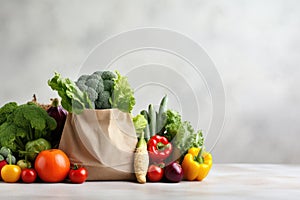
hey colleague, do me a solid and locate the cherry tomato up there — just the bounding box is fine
[21,168,37,183]
[1,164,21,183]
[147,164,164,182]
[35,149,70,183]
[69,165,88,184]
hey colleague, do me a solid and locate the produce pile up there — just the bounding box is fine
[0,70,212,184]
[133,96,212,183]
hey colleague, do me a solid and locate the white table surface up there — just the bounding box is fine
[1,164,299,200]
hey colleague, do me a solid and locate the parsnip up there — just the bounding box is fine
[134,132,149,184]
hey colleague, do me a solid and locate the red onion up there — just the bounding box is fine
[164,162,183,183]
[47,98,68,147]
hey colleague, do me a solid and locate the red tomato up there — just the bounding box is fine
[147,164,164,182]
[69,165,88,184]
[35,149,70,183]
[0,160,7,180]
[21,168,37,183]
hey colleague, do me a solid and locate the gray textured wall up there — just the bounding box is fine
[1,0,299,163]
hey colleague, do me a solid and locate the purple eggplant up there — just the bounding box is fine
[47,98,68,148]
[164,162,183,183]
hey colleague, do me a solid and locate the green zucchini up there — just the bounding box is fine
[140,110,150,141]
[156,95,168,133]
[148,104,156,137]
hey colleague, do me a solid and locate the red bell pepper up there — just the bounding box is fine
[147,135,172,162]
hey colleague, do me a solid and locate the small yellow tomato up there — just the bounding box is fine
[1,165,21,183]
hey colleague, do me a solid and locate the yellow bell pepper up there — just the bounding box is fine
[182,147,213,181]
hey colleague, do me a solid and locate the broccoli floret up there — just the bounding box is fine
[76,71,116,109]
[76,82,88,92]
[84,88,97,102]
[92,71,103,77]
[87,78,104,93]
[103,79,114,92]
[77,75,89,82]
[101,71,116,80]
[95,91,111,109]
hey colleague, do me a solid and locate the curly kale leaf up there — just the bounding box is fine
[174,121,203,154]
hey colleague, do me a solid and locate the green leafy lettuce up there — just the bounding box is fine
[110,71,135,113]
[133,114,148,137]
[48,72,93,114]
[163,109,182,141]
[161,109,204,154]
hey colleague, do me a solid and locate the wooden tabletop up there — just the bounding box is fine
[1,164,299,200]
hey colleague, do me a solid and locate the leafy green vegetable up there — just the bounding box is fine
[23,138,52,161]
[110,71,136,113]
[0,102,18,124]
[48,72,93,114]
[174,121,203,154]
[76,71,116,109]
[160,109,203,154]
[0,102,56,154]
[133,114,148,137]
[162,109,182,141]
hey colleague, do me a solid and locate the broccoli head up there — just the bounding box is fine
[0,102,18,125]
[76,71,116,109]
[0,102,57,153]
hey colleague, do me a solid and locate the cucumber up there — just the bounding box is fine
[157,95,168,133]
[156,111,159,133]
[148,104,156,137]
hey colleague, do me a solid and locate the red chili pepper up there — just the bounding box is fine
[147,135,172,162]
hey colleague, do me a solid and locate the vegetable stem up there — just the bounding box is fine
[15,137,25,150]
[196,143,204,164]
[51,98,59,108]
[7,153,12,165]
[137,131,146,148]
[28,124,33,141]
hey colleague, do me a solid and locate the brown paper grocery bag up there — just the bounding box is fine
[59,109,137,181]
